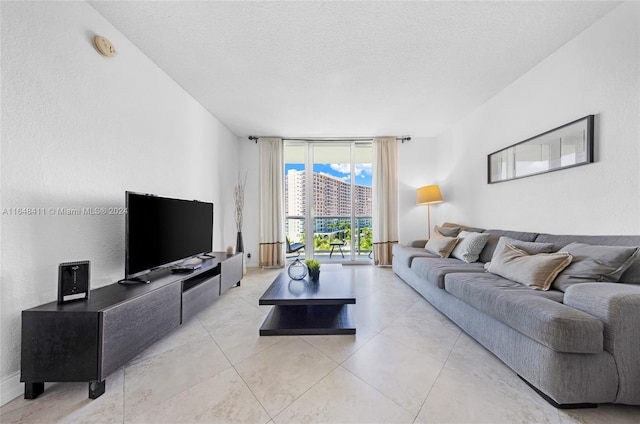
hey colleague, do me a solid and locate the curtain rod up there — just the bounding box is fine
[248,136,411,143]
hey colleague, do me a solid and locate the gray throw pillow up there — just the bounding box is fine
[425,234,460,258]
[492,237,555,261]
[451,231,490,263]
[442,222,485,233]
[488,244,573,291]
[553,242,640,292]
[434,225,460,238]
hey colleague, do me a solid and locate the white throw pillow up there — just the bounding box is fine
[451,231,490,263]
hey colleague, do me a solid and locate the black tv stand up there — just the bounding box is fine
[198,253,216,259]
[118,266,170,284]
[170,267,196,274]
[21,252,243,400]
[118,277,151,285]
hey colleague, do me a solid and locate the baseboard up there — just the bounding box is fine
[1,371,22,407]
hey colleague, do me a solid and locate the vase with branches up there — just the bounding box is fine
[234,172,247,254]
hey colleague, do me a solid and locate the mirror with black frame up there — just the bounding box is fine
[488,115,594,184]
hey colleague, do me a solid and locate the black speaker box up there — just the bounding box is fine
[58,261,90,303]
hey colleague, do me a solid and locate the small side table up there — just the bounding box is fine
[329,241,346,258]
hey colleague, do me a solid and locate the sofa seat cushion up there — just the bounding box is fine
[444,273,604,354]
[392,244,437,267]
[410,257,485,289]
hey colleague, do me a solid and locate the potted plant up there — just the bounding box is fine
[305,259,320,281]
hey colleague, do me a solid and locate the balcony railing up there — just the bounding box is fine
[285,216,372,261]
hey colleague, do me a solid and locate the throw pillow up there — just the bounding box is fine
[451,231,490,263]
[425,234,460,258]
[434,225,461,238]
[552,242,640,292]
[488,244,573,291]
[492,237,555,261]
[442,222,485,233]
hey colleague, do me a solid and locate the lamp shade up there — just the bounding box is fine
[416,185,443,205]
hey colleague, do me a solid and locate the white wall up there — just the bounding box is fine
[0,1,239,404]
[397,137,440,245]
[430,1,640,235]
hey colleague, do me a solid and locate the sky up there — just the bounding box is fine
[285,163,372,187]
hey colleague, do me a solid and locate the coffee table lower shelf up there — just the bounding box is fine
[260,304,355,336]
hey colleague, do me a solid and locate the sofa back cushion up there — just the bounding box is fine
[535,234,640,285]
[478,229,539,263]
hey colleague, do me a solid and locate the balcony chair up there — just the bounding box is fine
[286,237,304,257]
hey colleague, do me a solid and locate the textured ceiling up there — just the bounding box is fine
[89,1,619,138]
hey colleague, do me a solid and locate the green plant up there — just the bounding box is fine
[304,259,320,271]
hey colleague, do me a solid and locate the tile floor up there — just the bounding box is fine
[2,266,639,424]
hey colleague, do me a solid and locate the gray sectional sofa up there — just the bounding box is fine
[392,223,640,408]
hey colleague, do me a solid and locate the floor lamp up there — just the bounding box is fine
[416,185,443,239]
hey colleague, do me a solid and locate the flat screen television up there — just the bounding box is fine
[125,191,214,281]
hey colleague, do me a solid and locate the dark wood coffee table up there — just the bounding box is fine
[259,264,356,336]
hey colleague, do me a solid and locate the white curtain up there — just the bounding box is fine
[372,137,399,265]
[259,137,285,267]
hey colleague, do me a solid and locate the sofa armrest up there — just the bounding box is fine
[563,283,640,404]
[410,240,428,248]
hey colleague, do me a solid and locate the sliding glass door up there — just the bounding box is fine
[284,142,372,263]
[284,144,307,260]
